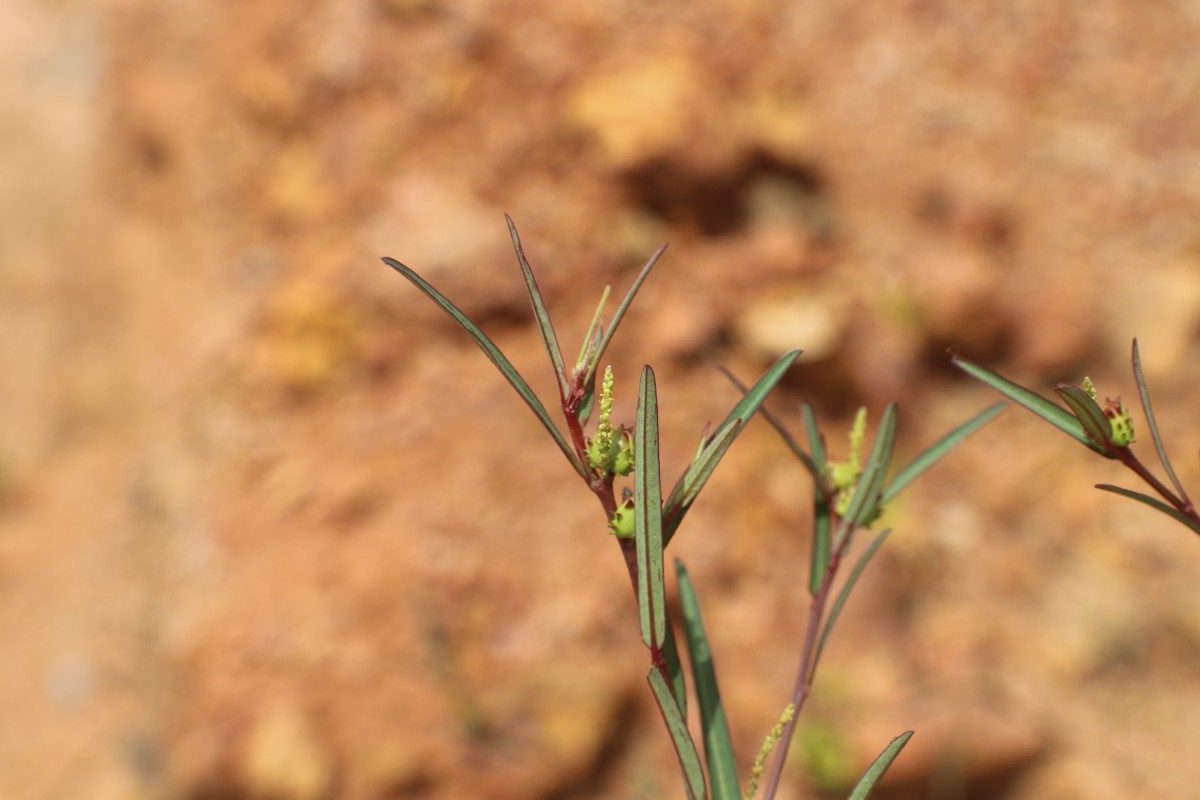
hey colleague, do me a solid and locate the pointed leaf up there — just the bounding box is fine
[802,401,827,472]
[707,351,802,450]
[1132,338,1189,503]
[719,367,820,481]
[664,622,689,720]
[665,420,742,515]
[881,403,1006,504]
[648,667,709,800]
[676,560,740,800]
[815,528,891,670]
[383,257,587,480]
[1055,384,1114,452]
[952,355,1104,454]
[809,494,832,596]
[664,350,803,545]
[506,215,568,399]
[1095,484,1200,537]
[636,366,666,650]
[585,243,669,387]
[575,285,611,374]
[846,730,914,800]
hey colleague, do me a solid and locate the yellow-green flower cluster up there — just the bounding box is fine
[829,407,868,517]
[586,366,635,477]
[744,703,796,800]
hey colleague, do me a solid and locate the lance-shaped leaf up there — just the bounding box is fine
[1055,383,1116,453]
[802,401,827,473]
[833,404,898,551]
[383,257,588,480]
[664,350,803,545]
[803,402,832,595]
[574,285,610,375]
[506,215,569,400]
[677,560,740,800]
[719,367,820,482]
[846,730,914,800]
[1132,338,1189,503]
[810,494,833,597]
[814,528,891,671]
[635,365,667,651]
[881,403,1006,505]
[648,667,708,800]
[952,355,1104,455]
[664,622,689,720]
[583,244,669,388]
[1095,484,1200,538]
[665,420,742,516]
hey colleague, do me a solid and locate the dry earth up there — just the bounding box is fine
[2,2,1200,799]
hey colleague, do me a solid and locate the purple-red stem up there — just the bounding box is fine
[562,377,675,688]
[760,524,849,800]
[1116,447,1200,523]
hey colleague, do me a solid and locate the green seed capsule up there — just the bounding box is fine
[1104,398,1135,447]
[609,499,636,538]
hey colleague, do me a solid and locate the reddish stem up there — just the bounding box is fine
[761,521,849,800]
[1116,447,1200,523]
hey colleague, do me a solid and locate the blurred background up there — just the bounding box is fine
[2,1,1200,798]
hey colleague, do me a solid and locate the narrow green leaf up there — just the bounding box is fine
[665,420,742,514]
[585,243,669,387]
[834,404,897,550]
[636,366,666,650]
[676,560,740,800]
[575,284,611,374]
[1132,338,1189,503]
[506,215,568,399]
[802,401,827,473]
[1095,484,1200,537]
[719,367,820,481]
[664,350,803,545]
[383,257,588,480]
[803,401,832,595]
[815,528,892,670]
[648,667,709,800]
[1055,384,1115,452]
[846,730,914,800]
[809,495,832,596]
[881,403,1006,505]
[707,351,802,450]
[663,622,689,719]
[952,354,1103,454]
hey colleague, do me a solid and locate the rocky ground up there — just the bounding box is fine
[2,1,1200,799]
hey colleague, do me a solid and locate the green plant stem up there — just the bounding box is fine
[760,528,849,800]
[1115,447,1200,522]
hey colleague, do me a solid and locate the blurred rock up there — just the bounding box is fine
[567,52,704,171]
[241,701,334,800]
[733,284,851,361]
